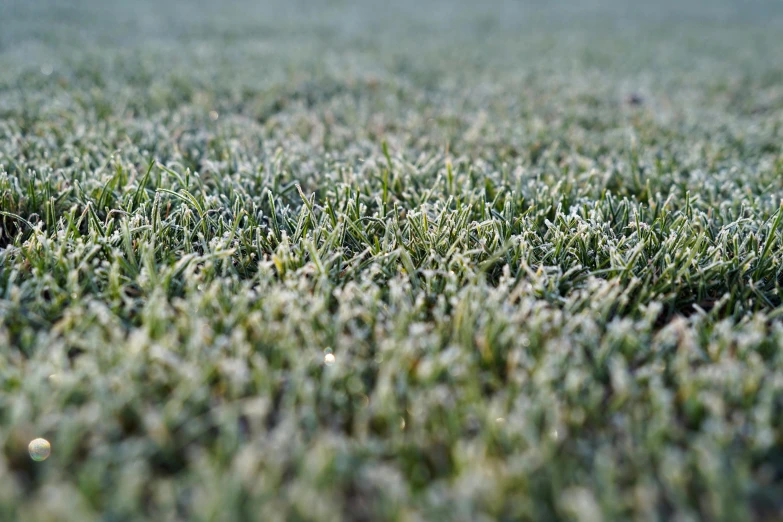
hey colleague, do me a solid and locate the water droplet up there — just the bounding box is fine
[495,417,505,423]
[209,110,219,121]
[40,64,53,76]
[399,417,406,430]
[324,353,336,366]
[28,438,51,461]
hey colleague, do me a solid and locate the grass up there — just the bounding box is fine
[2,0,783,520]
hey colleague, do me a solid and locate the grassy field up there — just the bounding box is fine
[2,1,783,520]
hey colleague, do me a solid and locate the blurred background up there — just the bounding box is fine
[3,0,782,104]
[3,1,782,165]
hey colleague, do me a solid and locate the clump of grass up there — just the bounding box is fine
[2,0,783,520]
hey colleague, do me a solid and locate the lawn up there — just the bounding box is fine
[2,1,783,520]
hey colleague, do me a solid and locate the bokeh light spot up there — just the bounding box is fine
[28,438,51,462]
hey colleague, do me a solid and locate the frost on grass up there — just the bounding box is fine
[2,0,783,520]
